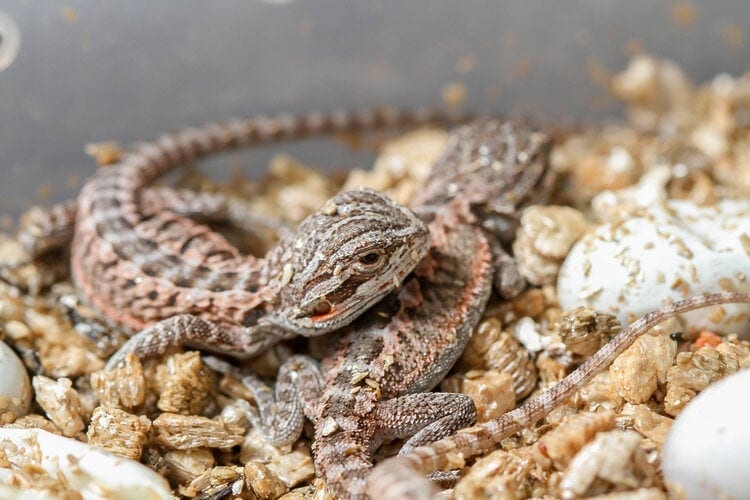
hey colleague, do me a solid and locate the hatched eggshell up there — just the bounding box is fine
[0,340,31,424]
[662,368,750,499]
[0,428,172,499]
[558,199,750,337]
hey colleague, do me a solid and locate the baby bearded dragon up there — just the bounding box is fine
[413,119,554,299]
[12,109,447,367]
[367,291,750,499]
[230,119,552,498]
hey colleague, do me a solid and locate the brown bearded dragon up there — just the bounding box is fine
[8,109,450,368]
[221,119,554,498]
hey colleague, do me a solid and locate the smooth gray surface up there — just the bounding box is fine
[1,1,749,217]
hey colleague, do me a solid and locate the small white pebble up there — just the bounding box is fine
[3,320,31,340]
[320,417,339,437]
[511,317,548,353]
[281,264,295,286]
[321,199,338,216]
[606,146,636,174]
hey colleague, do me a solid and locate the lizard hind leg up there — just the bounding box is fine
[6,187,284,269]
[308,386,476,499]
[8,189,234,265]
[236,354,324,446]
[140,187,291,239]
[367,393,477,492]
[10,187,286,261]
[375,392,477,456]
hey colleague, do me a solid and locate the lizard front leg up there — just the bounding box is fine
[140,187,290,238]
[104,314,293,370]
[0,201,79,292]
[487,235,526,300]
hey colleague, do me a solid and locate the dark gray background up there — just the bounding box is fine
[1,1,748,219]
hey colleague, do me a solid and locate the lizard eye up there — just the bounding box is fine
[359,252,380,265]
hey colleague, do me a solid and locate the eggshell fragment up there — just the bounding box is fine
[558,199,750,337]
[0,428,172,499]
[662,368,750,499]
[0,340,31,424]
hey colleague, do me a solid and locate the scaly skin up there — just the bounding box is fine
[367,292,750,499]
[233,119,553,498]
[416,119,553,298]
[11,109,458,366]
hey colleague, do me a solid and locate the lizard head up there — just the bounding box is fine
[274,188,429,335]
[416,119,553,243]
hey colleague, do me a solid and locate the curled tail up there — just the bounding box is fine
[104,107,464,190]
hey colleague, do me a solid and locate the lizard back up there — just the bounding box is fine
[71,109,445,335]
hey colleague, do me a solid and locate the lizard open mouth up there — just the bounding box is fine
[308,299,336,323]
[309,307,338,323]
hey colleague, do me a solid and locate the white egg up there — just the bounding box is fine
[0,428,172,499]
[0,339,31,424]
[557,199,750,337]
[662,368,750,499]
